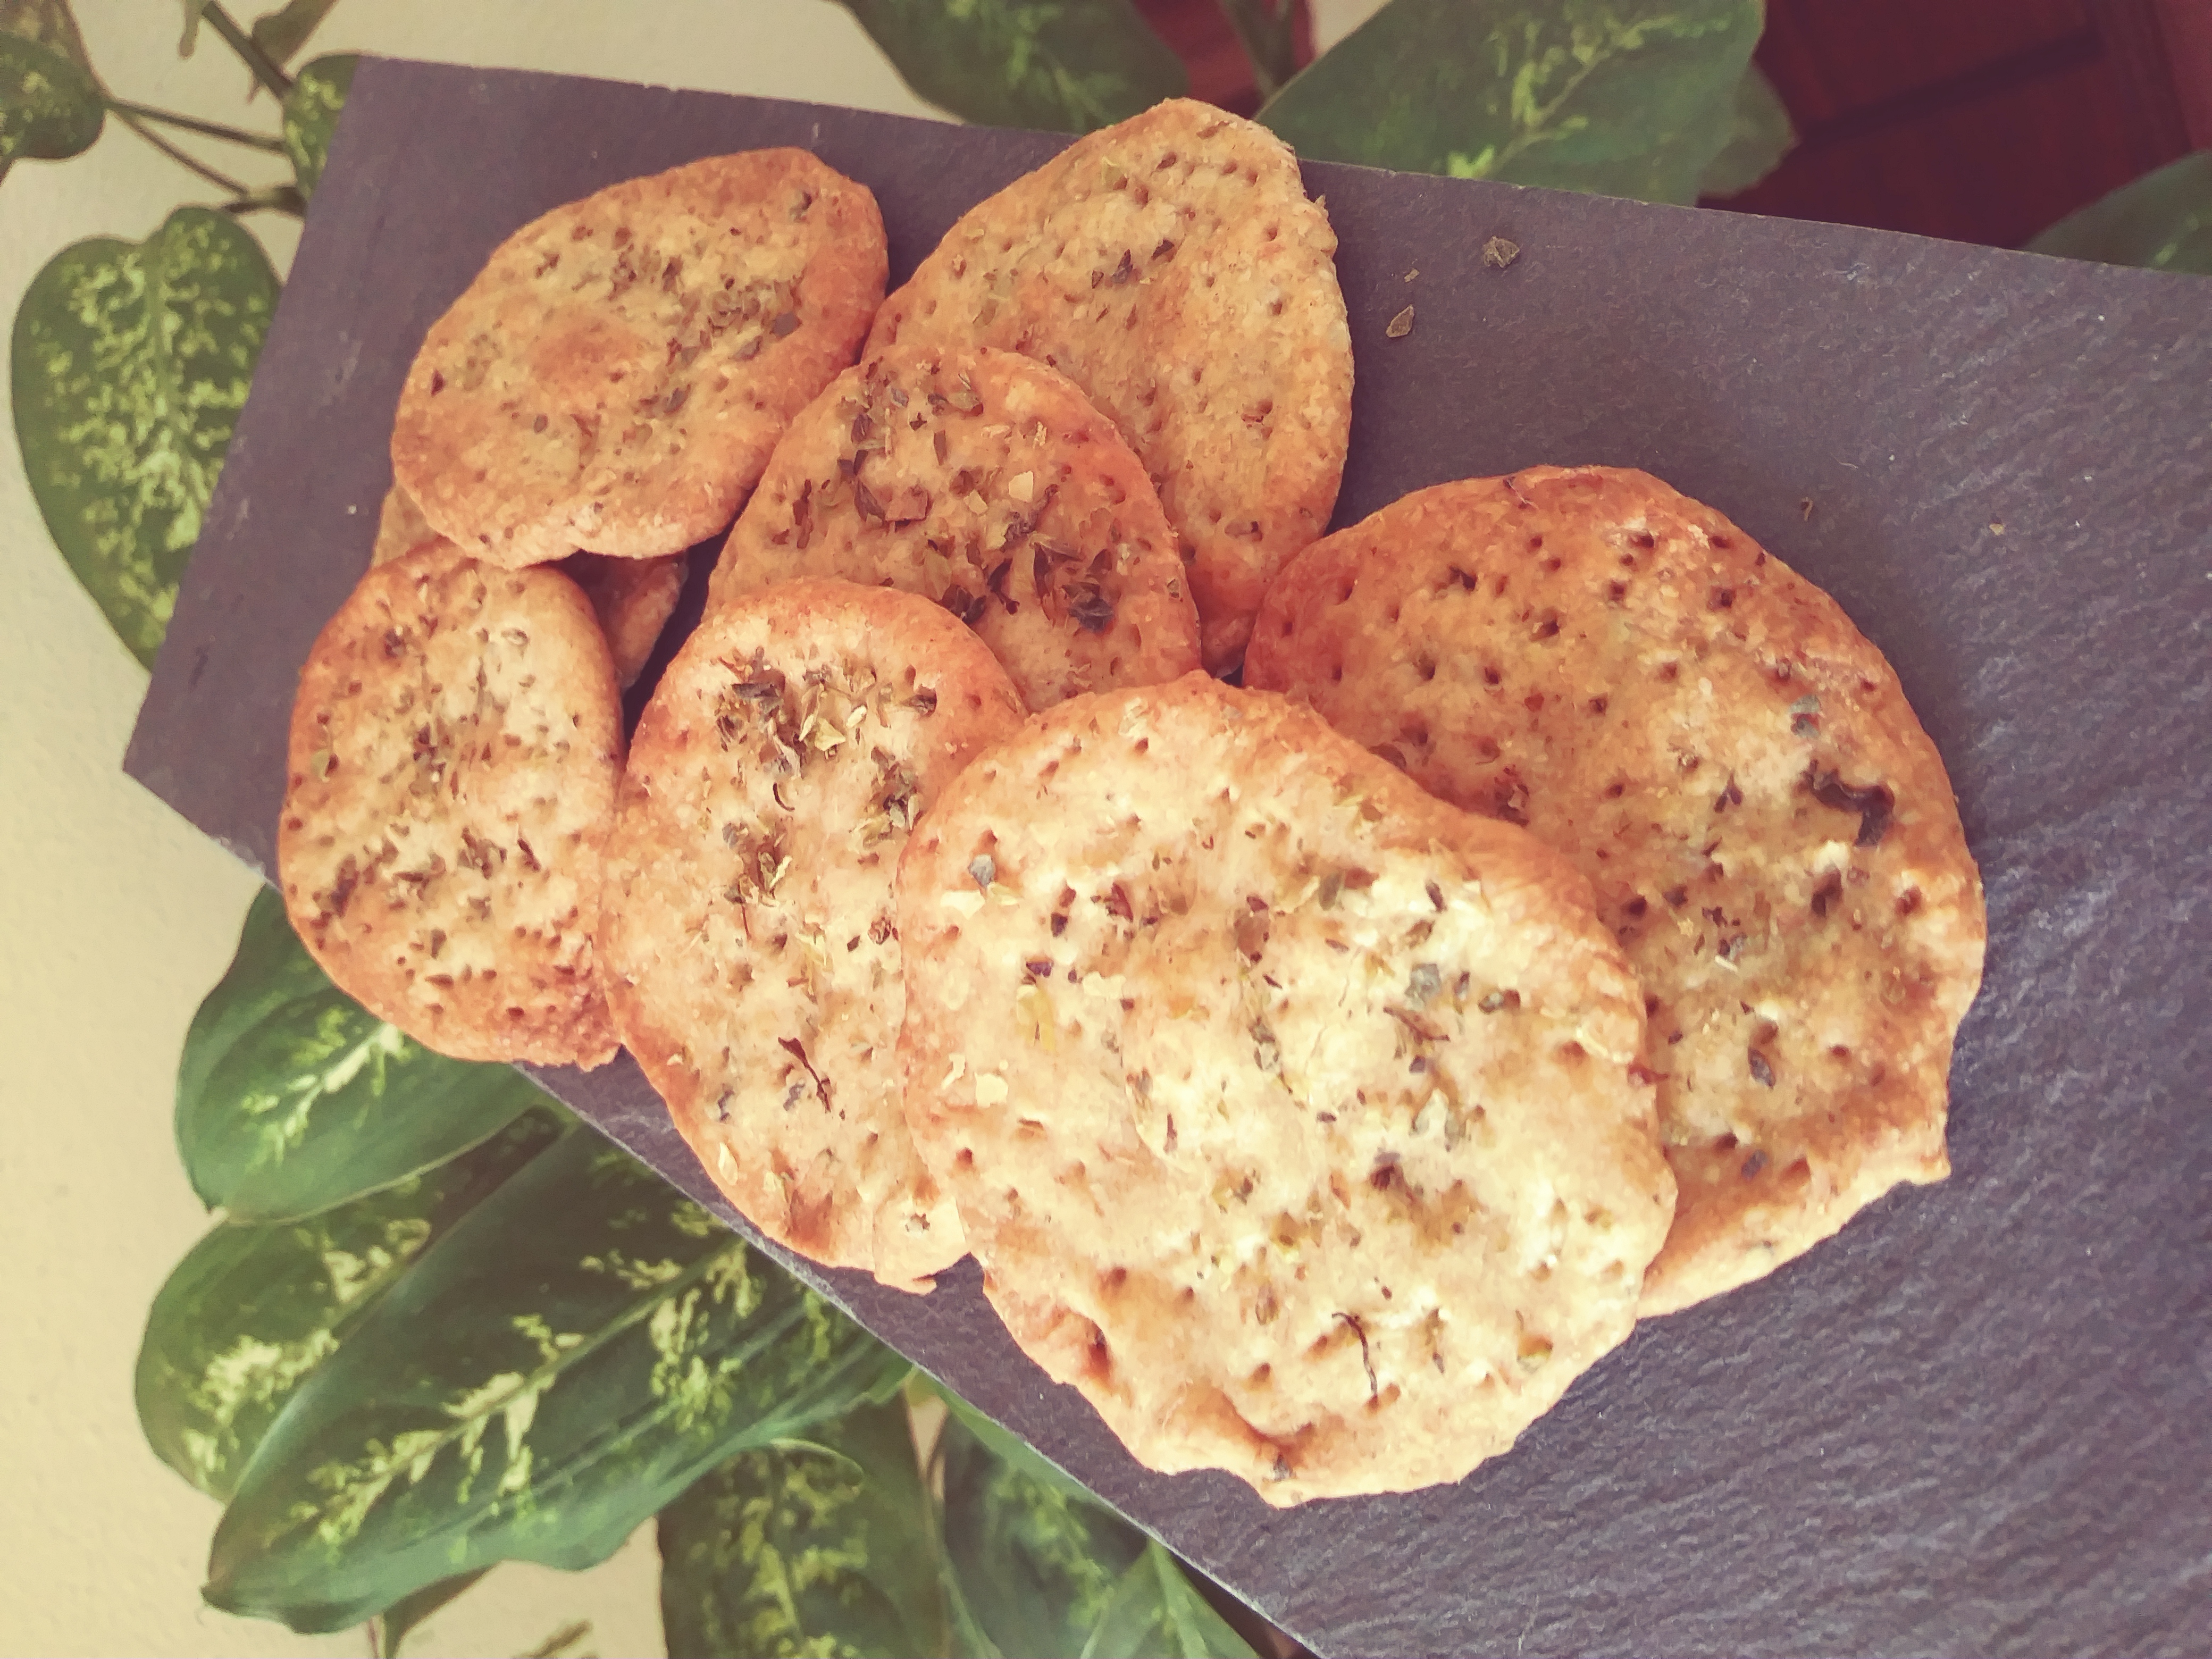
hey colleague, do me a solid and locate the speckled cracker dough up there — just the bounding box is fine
[1246,466,1987,1317]
[600,580,1025,1292]
[866,100,1351,673]
[279,543,622,1067]
[709,344,1201,710]
[393,150,887,568]
[896,675,1672,1503]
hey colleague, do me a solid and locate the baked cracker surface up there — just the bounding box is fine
[278,543,623,1067]
[600,579,1025,1292]
[1246,466,1987,1316]
[865,100,1350,673]
[709,344,1200,709]
[896,675,1672,1502]
[393,150,886,568]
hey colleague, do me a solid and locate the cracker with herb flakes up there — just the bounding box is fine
[373,487,683,689]
[709,344,1200,710]
[1246,466,1986,1317]
[895,675,1672,1503]
[279,543,623,1068]
[393,150,886,569]
[600,580,1025,1293]
[865,100,1351,674]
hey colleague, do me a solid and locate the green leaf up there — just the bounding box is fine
[658,1399,949,1658]
[0,30,103,168]
[1697,60,1792,198]
[137,1108,565,1503]
[1259,0,1764,205]
[930,1376,1096,1506]
[177,886,544,1224]
[1084,1541,1255,1659]
[205,1128,911,1632]
[2027,150,2212,276]
[250,0,340,65]
[836,0,1186,133]
[10,206,278,668]
[280,49,353,197]
[1214,0,1299,99]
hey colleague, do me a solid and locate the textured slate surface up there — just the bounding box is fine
[125,57,2211,1657]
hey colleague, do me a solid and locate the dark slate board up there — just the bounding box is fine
[126,57,2212,1658]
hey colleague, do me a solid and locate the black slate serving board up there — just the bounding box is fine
[127,57,2212,1657]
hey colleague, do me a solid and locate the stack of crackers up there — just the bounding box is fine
[278,102,1985,1506]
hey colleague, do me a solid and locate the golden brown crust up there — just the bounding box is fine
[393,150,887,568]
[278,544,623,1067]
[599,580,1025,1292]
[896,676,1673,1502]
[370,482,440,568]
[865,101,1351,673]
[563,551,684,690]
[1246,467,1987,1316]
[709,344,1201,709]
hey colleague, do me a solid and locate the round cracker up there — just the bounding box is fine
[279,544,623,1067]
[895,675,1672,1503]
[393,150,887,568]
[709,345,1200,709]
[600,579,1025,1292]
[865,100,1351,674]
[1246,467,1987,1317]
[370,481,440,567]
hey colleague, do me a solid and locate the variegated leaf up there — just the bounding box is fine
[1084,1541,1255,1659]
[205,1128,910,1633]
[2029,151,2212,276]
[281,51,353,198]
[11,207,278,667]
[0,29,103,170]
[1698,60,1792,198]
[658,1398,948,1658]
[177,886,542,1224]
[835,0,1185,133]
[1260,0,1764,205]
[137,1108,564,1501]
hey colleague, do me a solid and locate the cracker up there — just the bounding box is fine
[278,543,623,1067]
[393,150,887,568]
[1246,467,1987,1316]
[374,487,682,689]
[709,345,1200,709]
[896,675,1672,1503]
[865,100,1351,673]
[600,579,1025,1292]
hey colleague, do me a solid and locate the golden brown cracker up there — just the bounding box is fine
[1246,467,1987,1316]
[865,101,1351,673]
[709,345,1201,710]
[370,482,440,568]
[278,543,623,1067]
[393,151,887,568]
[564,551,684,690]
[896,675,1672,1502]
[600,579,1025,1292]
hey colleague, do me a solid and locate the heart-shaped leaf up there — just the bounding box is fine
[205,1127,910,1632]
[835,0,1186,133]
[137,1107,565,1502]
[0,29,103,170]
[658,1398,948,1658]
[1698,60,1793,198]
[177,886,544,1224]
[11,206,278,668]
[1260,0,1763,205]
[281,51,353,198]
[2029,151,2212,276]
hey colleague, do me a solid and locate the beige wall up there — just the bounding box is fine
[0,5,936,1654]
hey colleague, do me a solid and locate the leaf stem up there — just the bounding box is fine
[220,184,306,218]
[200,1,294,99]
[112,108,253,196]
[106,97,287,153]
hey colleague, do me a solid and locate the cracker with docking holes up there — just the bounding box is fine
[895,675,1672,1503]
[708,344,1200,709]
[865,100,1351,673]
[393,150,887,568]
[373,487,682,689]
[600,580,1026,1292]
[1245,466,1986,1317]
[279,542,623,1067]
